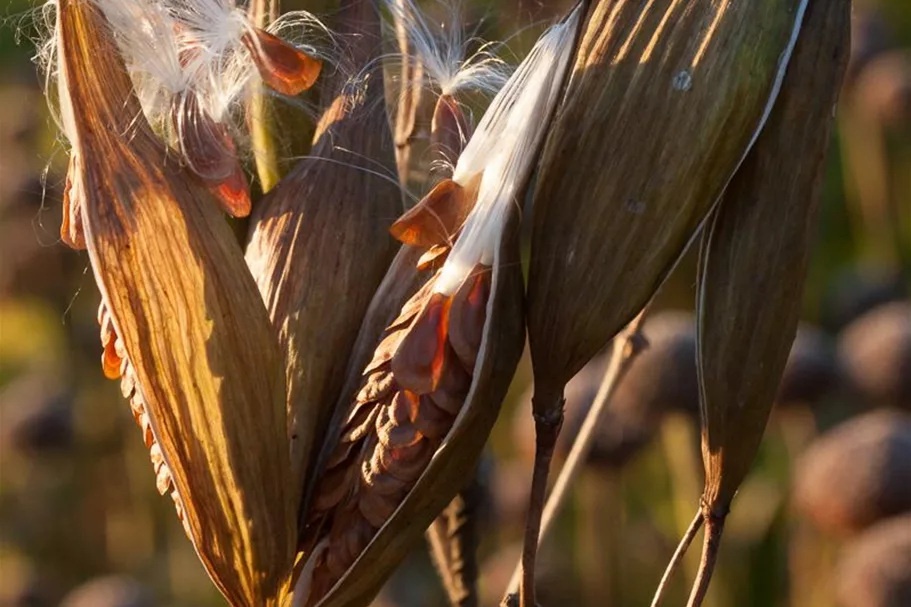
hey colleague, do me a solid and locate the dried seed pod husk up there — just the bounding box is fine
[56,2,296,605]
[690,1,850,603]
[425,464,486,607]
[527,0,811,408]
[245,0,402,509]
[834,514,911,607]
[837,301,911,411]
[793,410,911,535]
[297,190,524,607]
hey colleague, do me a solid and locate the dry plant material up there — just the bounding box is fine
[295,179,523,607]
[523,1,810,603]
[794,410,911,535]
[681,1,850,604]
[54,1,296,605]
[834,514,911,607]
[290,8,581,602]
[245,0,401,512]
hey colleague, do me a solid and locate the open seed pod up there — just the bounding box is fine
[686,1,850,604]
[245,0,402,508]
[54,2,296,605]
[291,8,584,603]
[527,0,811,411]
[793,410,911,535]
[838,301,911,411]
[834,514,911,607]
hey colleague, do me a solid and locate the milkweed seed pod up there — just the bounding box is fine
[51,2,296,605]
[834,514,911,607]
[838,302,911,411]
[527,0,811,415]
[245,0,401,510]
[384,0,511,171]
[88,0,326,217]
[690,1,850,603]
[794,410,911,536]
[293,11,582,605]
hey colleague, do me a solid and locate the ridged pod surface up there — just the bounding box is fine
[688,0,850,604]
[245,0,402,508]
[527,0,810,407]
[57,2,296,605]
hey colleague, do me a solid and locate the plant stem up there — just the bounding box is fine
[248,0,282,192]
[505,309,649,602]
[686,513,726,607]
[650,509,704,607]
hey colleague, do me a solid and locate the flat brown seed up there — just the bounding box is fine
[448,268,490,371]
[390,179,467,248]
[412,395,456,440]
[392,293,453,394]
[243,27,322,96]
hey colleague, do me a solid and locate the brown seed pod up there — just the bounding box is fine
[852,51,911,130]
[838,301,911,411]
[245,0,402,510]
[55,2,296,605]
[793,410,911,536]
[776,324,839,409]
[834,514,911,607]
[297,188,523,606]
[657,1,851,605]
[514,311,698,469]
[523,5,812,597]
[527,0,812,410]
[59,576,154,607]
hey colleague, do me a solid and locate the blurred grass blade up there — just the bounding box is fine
[690,1,851,605]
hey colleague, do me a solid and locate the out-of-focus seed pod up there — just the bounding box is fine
[838,302,911,411]
[527,0,810,412]
[514,311,698,469]
[245,0,402,511]
[55,2,296,605]
[852,51,911,130]
[834,514,911,607]
[794,410,911,535]
[776,324,839,409]
[687,1,850,603]
[821,265,907,332]
[59,576,154,607]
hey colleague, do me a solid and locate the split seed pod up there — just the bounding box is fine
[245,0,401,511]
[689,0,850,604]
[54,1,296,606]
[292,11,584,605]
[527,0,811,415]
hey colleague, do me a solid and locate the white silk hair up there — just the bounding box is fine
[433,5,582,296]
[384,0,512,98]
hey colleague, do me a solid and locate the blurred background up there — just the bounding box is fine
[1,1,909,606]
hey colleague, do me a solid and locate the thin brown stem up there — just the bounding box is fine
[504,309,649,603]
[650,509,704,607]
[686,513,726,607]
[518,410,561,607]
